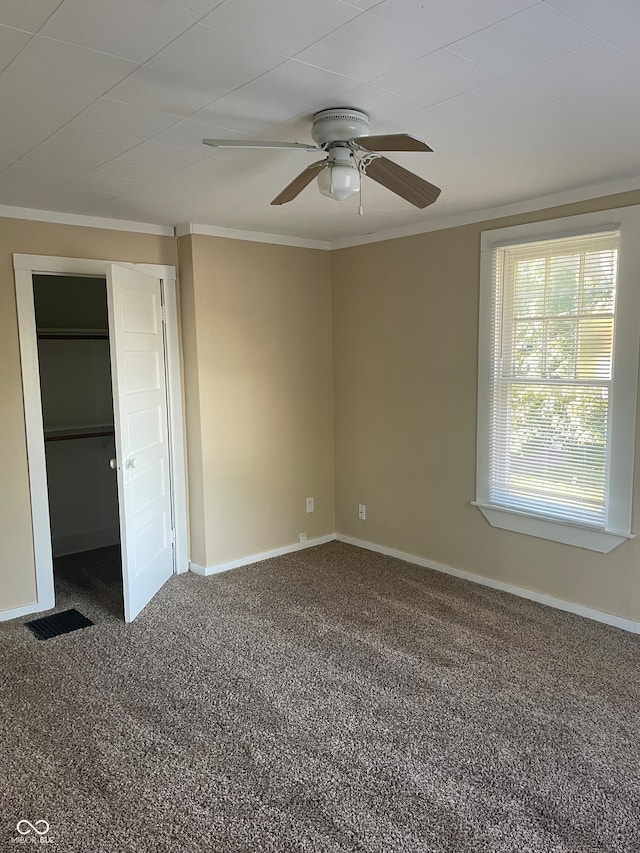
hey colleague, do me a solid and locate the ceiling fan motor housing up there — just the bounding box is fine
[311,108,370,146]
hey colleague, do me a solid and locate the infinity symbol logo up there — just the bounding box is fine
[16,820,50,836]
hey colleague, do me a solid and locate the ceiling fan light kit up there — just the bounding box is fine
[316,145,360,201]
[317,165,360,201]
[202,107,441,212]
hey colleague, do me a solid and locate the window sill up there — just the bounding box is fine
[472,501,634,553]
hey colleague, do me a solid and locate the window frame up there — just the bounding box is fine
[475,206,640,553]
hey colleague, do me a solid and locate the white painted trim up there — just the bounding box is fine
[3,173,640,250]
[161,275,189,575]
[13,254,188,616]
[330,176,640,250]
[0,205,174,236]
[3,174,640,250]
[189,533,336,576]
[473,503,630,553]
[475,206,640,551]
[336,534,640,634]
[14,267,55,613]
[13,255,177,280]
[0,601,48,623]
[175,222,331,251]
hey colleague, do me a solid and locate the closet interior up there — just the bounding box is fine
[34,274,123,618]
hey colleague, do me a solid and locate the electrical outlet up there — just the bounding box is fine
[358,504,366,521]
[306,496,314,513]
[299,532,307,542]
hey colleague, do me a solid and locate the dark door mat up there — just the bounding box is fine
[25,608,94,640]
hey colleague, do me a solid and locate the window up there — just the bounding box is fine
[475,208,640,552]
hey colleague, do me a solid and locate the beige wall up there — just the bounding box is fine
[178,234,335,568]
[332,189,640,623]
[5,187,640,621]
[0,218,176,612]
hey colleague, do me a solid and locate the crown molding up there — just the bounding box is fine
[329,175,640,249]
[4,174,640,250]
[0,205,175,237]
[175,222,331,250]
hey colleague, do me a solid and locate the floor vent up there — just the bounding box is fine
[25,608,94,640]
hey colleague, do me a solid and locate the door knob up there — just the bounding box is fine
[109,458,117,470]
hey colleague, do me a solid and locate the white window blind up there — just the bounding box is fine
[488,229,619,527]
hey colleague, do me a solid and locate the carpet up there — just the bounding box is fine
[1,541,638,852]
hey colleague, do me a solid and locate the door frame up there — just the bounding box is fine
[13,254,189,615]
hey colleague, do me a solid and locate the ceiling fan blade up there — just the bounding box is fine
[203,139,319,151]
[364,156,441,208]
[354,134,433,152]
[271,160,328,205]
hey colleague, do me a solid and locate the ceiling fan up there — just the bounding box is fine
[203,108,441,211]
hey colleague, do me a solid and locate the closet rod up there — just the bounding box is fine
[37,332,109,340]
[45,429,115,443]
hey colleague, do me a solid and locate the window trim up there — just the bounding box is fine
[476,206,640,553]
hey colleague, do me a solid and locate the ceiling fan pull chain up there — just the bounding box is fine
[359,171,364,216]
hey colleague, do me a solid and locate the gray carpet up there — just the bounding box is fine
[1,541,639,852]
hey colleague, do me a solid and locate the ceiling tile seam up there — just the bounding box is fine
[136,36,371,137]
[337,0,385,11]
[0,24,41,37]
[9,32,144,64]
[367,0,542,52]
[0,29,35,75]
[0,0,64,38]
[76,97,199,129]
[442,10,605,74]
[194,5,370,65]
[357,29,625,126]
[93,98,252,139]
[0,63,148,179]
[541,1,629,43]
[0,3,243,185]
[27,134,208,208]
[0,111,186,195]
[34,0,65,35]
[0,3,433,190]
[364,69,498,116]
[139,22,294,97]
[364,37,640,146]
[28,0,278,168]
[437,39,634,141]
[356,45,506,97]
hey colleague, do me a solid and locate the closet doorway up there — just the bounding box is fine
[34,274,123,619]
[14,255,188,624]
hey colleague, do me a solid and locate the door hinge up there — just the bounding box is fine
[171,528,176,545]
[161,305,167,325]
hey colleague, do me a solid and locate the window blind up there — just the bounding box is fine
[489,229,619,527]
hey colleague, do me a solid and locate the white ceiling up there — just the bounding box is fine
[2,0,640,242]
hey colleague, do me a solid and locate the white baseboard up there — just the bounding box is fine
[336,534,640,635]
[189,533,337,576]
[0,601,47,623]
[7,529,634,634]
[52,525,120,558]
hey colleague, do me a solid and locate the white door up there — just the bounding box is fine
[107,264,174,622]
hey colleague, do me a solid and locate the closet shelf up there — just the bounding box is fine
[44,424,115,442]
[37,328,109,340]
